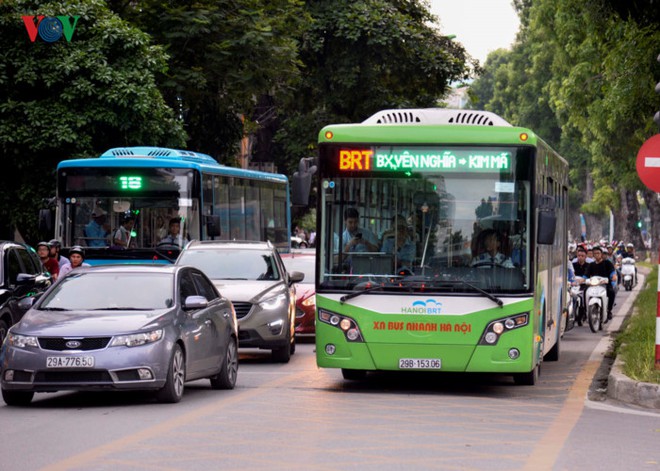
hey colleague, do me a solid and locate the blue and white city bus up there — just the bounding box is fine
[51,147,290,264]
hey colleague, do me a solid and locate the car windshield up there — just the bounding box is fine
[39,272,173,310]
[178,249,281,281]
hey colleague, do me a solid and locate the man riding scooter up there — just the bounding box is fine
[572,245,590,324]
[585,245,617,323]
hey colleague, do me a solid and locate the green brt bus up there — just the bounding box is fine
[304,109,568,385]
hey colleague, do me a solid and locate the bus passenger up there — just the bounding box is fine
[471,229,514,268]
[159,217,189,247]
[112,214,136,249]
[381,218,416,269]
[341,208,379,253]
[85,208,110,247]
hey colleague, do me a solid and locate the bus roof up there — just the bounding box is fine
[57,147,288,183]
[319,108,539,146]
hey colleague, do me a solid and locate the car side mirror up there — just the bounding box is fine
[18,296,36,312]
[183,295,208,310]
[16,273,37,286]
[288,271,305,285]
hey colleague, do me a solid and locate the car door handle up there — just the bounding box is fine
[223,312,230,318]
[204,319,213,326]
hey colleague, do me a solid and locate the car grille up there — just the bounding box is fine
[38,337,112,351]
[34,371,113,383]
[232,302,253,319]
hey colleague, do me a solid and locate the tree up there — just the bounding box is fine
[113,0,308,163]
[275,0,474,175]
[0,0,186,241]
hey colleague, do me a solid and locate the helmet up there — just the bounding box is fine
[591,245,603,253]
[568,242,577,251]
[48,239,61,248]
[626,243,634,248]
[36,241,50,251]
[69,245,85,258]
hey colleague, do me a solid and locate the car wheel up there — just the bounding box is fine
[0,319,9,345]
[210,338,238,390]
[272,330,292,363]
[2,389,34,406]
[156,344,185,403]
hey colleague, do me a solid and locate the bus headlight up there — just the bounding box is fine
[319,309,364,342]
[479,313,529,346]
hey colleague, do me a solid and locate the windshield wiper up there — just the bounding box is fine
[39,307,70,311]
[340,284,413,303]
[438,280,503,307]
[91,307,151,311]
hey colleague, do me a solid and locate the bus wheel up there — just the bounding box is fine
[341,369,367,381]
[513,363,539,386]
[545,329,560,362]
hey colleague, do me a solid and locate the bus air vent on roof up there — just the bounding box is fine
[362,109,512,127]
[101,147,218,165]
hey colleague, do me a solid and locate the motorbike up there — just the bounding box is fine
[568,281,585,328]
[585,275,609,333]
[621,257,636,291]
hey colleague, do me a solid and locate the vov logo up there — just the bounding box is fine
[22,16,80,43]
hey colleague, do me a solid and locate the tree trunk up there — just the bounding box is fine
[583,171,602,241]
[620,188,645,248]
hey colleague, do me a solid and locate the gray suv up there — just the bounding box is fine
[176,241,304,362]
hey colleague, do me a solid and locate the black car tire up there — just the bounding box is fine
[210,338,238,390]
[2,389,34,406]
[272,330,292,363]
[0,319,9,345]
[513,363,540,385]
[156,344,185,403]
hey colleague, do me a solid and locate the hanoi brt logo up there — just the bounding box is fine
[23,16,80,42]
[401,299,443,315]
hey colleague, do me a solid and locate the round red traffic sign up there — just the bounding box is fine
[637,134,660,192]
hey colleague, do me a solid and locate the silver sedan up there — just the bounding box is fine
[0,264,238,405]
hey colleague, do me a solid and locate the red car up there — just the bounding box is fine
[282,251,316,335]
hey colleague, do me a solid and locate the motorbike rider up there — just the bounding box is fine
[625,242,638,285]
[572,246,590,321]
[585,245,617,323]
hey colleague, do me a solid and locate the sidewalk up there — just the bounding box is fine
[606,266,660,409]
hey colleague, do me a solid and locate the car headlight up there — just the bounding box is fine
[259,293,287,310]
[301,295,316,307]
[7,333,38,348]
[109,329,163,347]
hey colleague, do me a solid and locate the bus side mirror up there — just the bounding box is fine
[292,157,317,206]
[537,211,556,245]
[205,214,221,237]
[38,208,53,233]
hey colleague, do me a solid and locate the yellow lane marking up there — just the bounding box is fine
[40,369,313,471]
[522,359,601,471]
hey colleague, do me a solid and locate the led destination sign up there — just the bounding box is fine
[338,147,512,173]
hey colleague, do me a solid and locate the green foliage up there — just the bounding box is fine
[615,266,660,384]
[470,0,660,236]
[117,0,308,162]
[0,0,186,241]
[276,0,473,175]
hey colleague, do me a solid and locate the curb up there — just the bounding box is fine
[606,266,660,410]
[607,356,660,409]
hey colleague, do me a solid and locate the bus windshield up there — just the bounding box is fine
[58,167,199,249]
[318,145,532,294]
